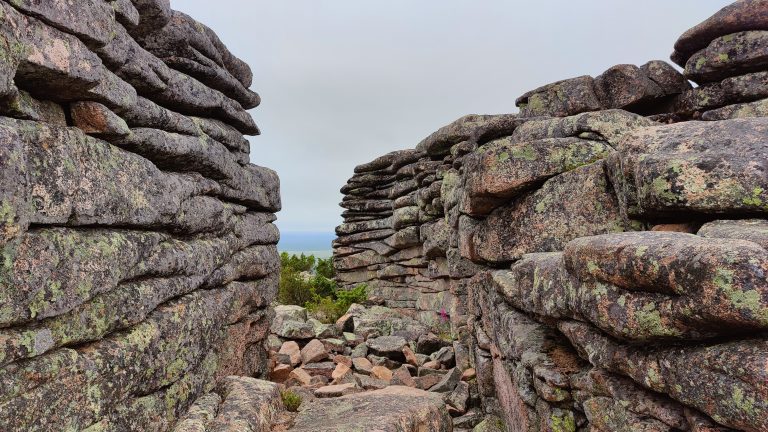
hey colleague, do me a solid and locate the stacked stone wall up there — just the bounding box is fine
[0,1,280,430]
[334,1,768,430]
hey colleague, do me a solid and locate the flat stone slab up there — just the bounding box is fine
[174,377,281,432]
[288,386,452,432]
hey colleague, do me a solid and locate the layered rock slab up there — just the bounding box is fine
[288,386,452,432]
[173,377,282,432]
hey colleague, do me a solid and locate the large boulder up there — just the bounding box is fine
[698,218,768,249]
[684,31,768,83]
[289,386,452,432]
[469,162,628,263]
[462,137,612,215]
[607,118,768,218]
[415,114,523,157]
[172,377,281,432]
[561,321,768,432]
[516,75,602,118]
[494,230,768,342]
[367,336,409,362]
[564,231,768,337]
[672,0,768,67]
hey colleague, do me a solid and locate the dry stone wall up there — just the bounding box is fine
[334,1,768,431]
[0,1,280,431]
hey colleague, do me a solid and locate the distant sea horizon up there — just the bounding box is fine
[278,231,335,258]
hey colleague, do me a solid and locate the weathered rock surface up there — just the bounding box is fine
[174,377,282,432]
[607,118,768,218]
[515,62,688,117]
[289,386,452,432]
[469,161,627,263]
[672,0,768,66]
[0,2,278,431]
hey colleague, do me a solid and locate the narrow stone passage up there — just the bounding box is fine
[175,303,483,431]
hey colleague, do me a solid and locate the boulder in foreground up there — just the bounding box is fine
[288,386,452,432]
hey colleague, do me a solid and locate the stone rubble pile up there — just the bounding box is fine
[334,1,768,431]
[265,303,481,431]
[0,1,280,431]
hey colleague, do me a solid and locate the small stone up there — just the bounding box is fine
[403,346,421,367]
[356,374,388,390]
[452,409,485,429]
[321,338,346,353]
[472,415,507,432]
[422,360,441,370]
[271,319,314,340]
[336,313,355,333]
[431,346,455,367]
[266,334,283,353]
[418,367,447,377]
[368,336,408,362]
[309,318,339,339]
[371,365,393,382]
[331,363,351,381]
[461,368,476,381]
[352,357,374,375]
[446,381,470,414]
[391,365,417,388]
[453,342,472,371]
[403,363,418,376]
[314,383,359,398]
[275,305,308,321]
[303,362,337,379]
[343,332,363,346]
[309,376,329,387]
[415,374,443,390]
[279,341,302,367]
[289,368,313,386]
[416,333,448,354]
[351,342,368,358]
[333,355,353,368]
[429,367,461,393]
[270,364,293,383]
[368,354,401,369]
[301,339,328,365]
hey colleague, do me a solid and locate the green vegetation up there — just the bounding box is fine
[278,252,367,323]
[280,389,302,412]
[307,284,368,323]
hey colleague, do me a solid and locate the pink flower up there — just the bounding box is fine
[438,307,449,322]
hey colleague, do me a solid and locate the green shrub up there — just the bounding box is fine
[278,269,316,306]
[278,253,368,323]
[280,252,315,273]
[315,257,335,279]
[281,389,302,412]
[311,274,337,299]
[305,295,340,323]
[305,284,368,324]
[335,284,368,313]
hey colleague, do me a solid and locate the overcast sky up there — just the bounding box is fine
[172,0,731,233]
